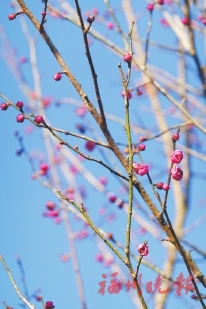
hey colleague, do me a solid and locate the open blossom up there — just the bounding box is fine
[171,166,183,181]
[133,162,148,176]
[170,150,183,163]
[137,243,149,256]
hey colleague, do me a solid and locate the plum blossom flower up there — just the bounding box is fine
[171,166,183,181]
[45,302,55,309]
[133,163,149,176]
[137,243,149,256]
[170,150,183,164]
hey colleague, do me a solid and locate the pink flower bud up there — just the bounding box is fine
[138,164,149,176]
[139,136,147,142]
[170,150,183,164]
[137,89,143,95]
[146,4,154,11]
[191,295,198,299]
[53,73,62,81]
[34,115,44,124]
[46,201,56,210]
[182,17,189,25]
[121,90,132,99]
[40,163,50,174]
[47,210,59,217]
[171,166,183,181]
[202,18,206,25]
[156,182,163,189]
[123,53,132,62]
[45,302,55,309]
[87,16,95,22]
[0,103,9,110]
[16,101,24,108]
[162,183,170,191]
[172,133,179,141]
[95,253,104,262]
[107,193,117,203]
[92,8,99,16]
[138,144,146,151]
[137,243,149,256]
[133,163,149,176]
[85,141,95,151]
[16,114,25,123]
[133,162,139,173]
[107,22,114,29]
[158,0,164,4]
[99,176,108,185]
[8,14,16,20]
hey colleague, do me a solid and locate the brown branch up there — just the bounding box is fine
[74,0,107,127]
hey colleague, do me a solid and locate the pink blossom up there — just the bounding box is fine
[123,54,132,62]
[60,253,70,262]
[40,163,50,174]
[160,18,169,28]
[133,162,139,173]
[42,97,52,108]
[45,302,55,309]
[54,216,62,224]
[107,193,116,203]
[85,141,95,151]
[146,4,154,11]
[133,163,149,176]
[156,182,163,190]
[171,166,183,181]
[172,134,179,141]
[162,183,170,191]
[138,144,146,151]
[75,106,87,117]
[95,253,104,262]
[170,150,183,164]
[121,90,132,99]
[99,176,108,185]
[182,17,189,25]
[137,243,149,256]
[46,201,56,210]
[75,230,89,240]
[137,228,147,235]
[30,91,37,99]
[139,136,147,142]
[107,22,114,30]
[47,210,59,217]
[19,56,27,64]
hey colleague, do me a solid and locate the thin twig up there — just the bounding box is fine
[40,0,48,31]
[0,255,35,309]
[144,8,153,68]
[74,0,106,126]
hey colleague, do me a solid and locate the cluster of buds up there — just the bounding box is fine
[133,162,149,176]
[170,149,183,181]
